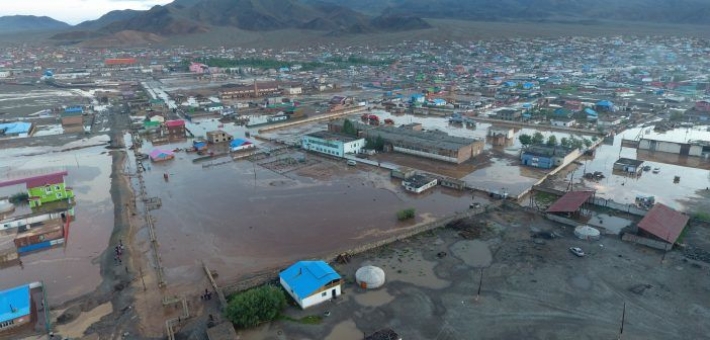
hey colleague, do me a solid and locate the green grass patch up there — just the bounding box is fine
[280,314,323,325]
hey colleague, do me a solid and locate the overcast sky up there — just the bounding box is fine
[1,0,174,25]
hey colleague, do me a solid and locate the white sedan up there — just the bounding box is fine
[569,247,586,257]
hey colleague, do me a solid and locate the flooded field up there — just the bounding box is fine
[134,136,475,288]
[0,85,88,117]
[579,125,710,211]
[0,144,114,305]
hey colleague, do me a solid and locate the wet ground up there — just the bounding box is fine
[236,205,710,340]
[0,143,114,305]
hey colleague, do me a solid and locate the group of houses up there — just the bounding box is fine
[0,169,74,265]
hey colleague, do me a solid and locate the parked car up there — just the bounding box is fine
[569,247,586,257]
[347,160,357,166]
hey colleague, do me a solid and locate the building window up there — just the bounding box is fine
[55,185,61,191]
[56,192,63,199]
[321,292,327,297]
[45,186,52,194]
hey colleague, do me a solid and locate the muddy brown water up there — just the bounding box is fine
[140,151,472,287]
[0,146,114,305]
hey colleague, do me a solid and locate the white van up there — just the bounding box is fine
[347,160,357,166]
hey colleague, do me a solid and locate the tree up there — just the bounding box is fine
[546,135,558,147]
[583,138,593,148]
[518,134,532,147]
[559,137,571,148]
[570,138,584,150]
[342,119,357,136]
[532,132,545,145]
[225,285,286,329]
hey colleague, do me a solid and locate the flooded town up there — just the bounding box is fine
[1,2,710,339]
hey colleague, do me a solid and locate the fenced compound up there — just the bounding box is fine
[220,201,504,296]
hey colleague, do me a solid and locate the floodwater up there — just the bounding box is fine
[136,135,473,287]
[0,85,87,116]
[586,213,634,235]
[0,144,114,305]
[578,125,710,211]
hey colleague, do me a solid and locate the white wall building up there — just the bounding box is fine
[301,131,365,157]
[286,87,302,95]
[279,261,342,309]
[402,175,438,194]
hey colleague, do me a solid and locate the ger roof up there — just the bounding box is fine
[546,191,595,213]
[0,284,31,323]
[637,203,689,244]
[280,261,341,300]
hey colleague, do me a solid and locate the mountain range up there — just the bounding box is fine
[0,15,70,33]
[2,0,710,43]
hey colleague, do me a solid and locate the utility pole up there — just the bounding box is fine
[618,302,626,340]
[475,268,483,301]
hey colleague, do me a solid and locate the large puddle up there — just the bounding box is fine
[0,145,114,304]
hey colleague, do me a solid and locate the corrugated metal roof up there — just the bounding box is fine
[0,284,30,323]
[637,203,689,244]
[25,173,66,189]
[546,191,595,213]
[280,261,340,300]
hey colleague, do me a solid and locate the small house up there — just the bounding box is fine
[206,130,233,144]
[165,120,186,137]
[402,175,438,194]
[149,149,175,162]
[0,284,31,332]
[206,103,223,113]
[521,145,577,169]
[550,117,576,127]
[26,172,74,208]
[229,138,255,152]
[613,158,644,174]
[279,261,343,309]
[61,107,84,126]
[597,116,622,129]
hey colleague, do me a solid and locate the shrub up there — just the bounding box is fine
[9,192,29,205]
[397,208,416,221]
[225,285,286,328]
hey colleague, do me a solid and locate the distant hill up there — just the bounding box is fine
[0,15,70,33]
[93,0,430,36]
[75,10,142,30]
[311,0,710,25]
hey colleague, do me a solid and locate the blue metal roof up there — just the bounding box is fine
[280,261,340,300]
[596,100,614,107]
[230,138,252,147]
[0,284,31,323]
[0,122,32,135]
[585,108,598,116]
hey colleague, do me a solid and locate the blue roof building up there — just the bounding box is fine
[64,106,83,114]
[229,138,255,152]
[0,122,33,137]
[0,284,31,331]
[279,261,342,309]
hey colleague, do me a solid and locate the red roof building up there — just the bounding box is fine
[546,191,595,214]
[104,58,137,66]
[637,203,689,244]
